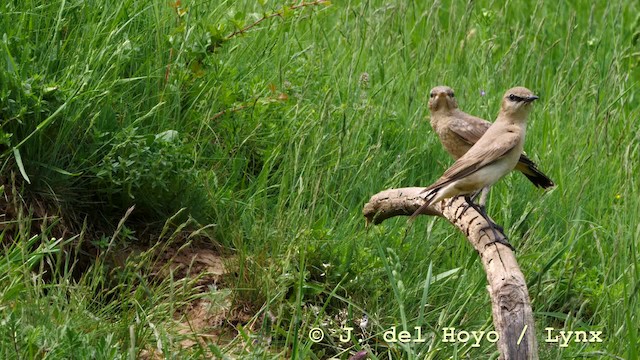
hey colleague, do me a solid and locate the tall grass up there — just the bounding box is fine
[1,0,639,358]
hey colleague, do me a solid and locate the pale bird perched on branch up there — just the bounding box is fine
[411,87,541,248]
[427,85,553,190]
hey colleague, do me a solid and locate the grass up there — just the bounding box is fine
[1,0,639,358]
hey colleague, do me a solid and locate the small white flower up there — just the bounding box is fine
[359,315,369,330]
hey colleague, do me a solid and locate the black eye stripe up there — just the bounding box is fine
[508,94,524,102]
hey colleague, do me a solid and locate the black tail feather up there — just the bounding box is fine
[518,154,554,189]
[522,169,554,189]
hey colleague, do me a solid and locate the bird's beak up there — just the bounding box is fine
[524,95,539,103]
[437,92,447,99]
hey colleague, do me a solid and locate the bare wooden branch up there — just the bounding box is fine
[362,187,443,225]
[363,188,538,360]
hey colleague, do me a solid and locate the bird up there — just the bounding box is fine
[427,85,553,194]
[411,87,541,248]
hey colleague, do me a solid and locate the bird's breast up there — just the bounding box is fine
[433,119,472,159]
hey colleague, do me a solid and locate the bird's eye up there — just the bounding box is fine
[508,94,519,101]
[430,93,436,98]
[449,92,455,97]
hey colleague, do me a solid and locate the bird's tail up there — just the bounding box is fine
[409,188,440,222]
[517,155,554,189]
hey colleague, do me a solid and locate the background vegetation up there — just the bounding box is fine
[1,0,639,358]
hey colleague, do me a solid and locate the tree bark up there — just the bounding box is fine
[363,187,538,360]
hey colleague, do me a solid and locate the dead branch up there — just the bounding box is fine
[363,187,538,360]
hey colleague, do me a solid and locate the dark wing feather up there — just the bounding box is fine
[422,130,520,193]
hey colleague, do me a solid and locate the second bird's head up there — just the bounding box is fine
[501,87,539,117]
[428,85,458,112]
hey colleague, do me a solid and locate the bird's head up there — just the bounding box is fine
[428,86,458,112]
[500,87,539,118]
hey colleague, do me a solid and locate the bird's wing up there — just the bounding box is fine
[424,129,520,191]
[448,112,492,145]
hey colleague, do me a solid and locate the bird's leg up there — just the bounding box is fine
[455,196,506,240]
[480,224,514,251]
[469,202,514,251]
[456,195,475,221]
[480,211,505,233]
[470,187,490,213]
